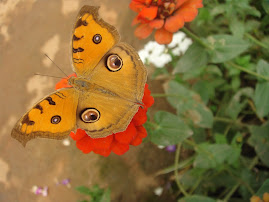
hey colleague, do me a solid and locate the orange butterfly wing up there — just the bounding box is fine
[72,6,120,76]
[11,88,79,146]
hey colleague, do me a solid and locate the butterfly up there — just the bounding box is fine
[11,6,147,146]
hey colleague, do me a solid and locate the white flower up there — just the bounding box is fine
[168,32,186,48]
[62,138,70,146]
[139,41,172,68]
[157,145,165,149]
[154,187,163,196]
[138,32,192,67]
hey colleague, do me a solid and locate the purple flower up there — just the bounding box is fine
[165,145,176,152]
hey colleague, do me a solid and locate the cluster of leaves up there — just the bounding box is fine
[76,185,110,202]
[146,0,269,201]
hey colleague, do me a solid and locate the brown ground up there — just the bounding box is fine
[0,0,175,201]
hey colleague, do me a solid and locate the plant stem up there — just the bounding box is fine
[151,93,182,98]
[223,157,259,201]
[245,33,269,50]
[226,61,269,82]
[174,143,189,197]
[182,27,212,49]
[155,156,195,176]
[214,116,248,128]
[145,121,159,130]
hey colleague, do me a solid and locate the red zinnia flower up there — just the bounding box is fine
[130,0,203,44]
[55,74,154,157]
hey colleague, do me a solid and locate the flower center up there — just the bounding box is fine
[152,0,177,19]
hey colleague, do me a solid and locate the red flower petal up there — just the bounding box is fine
[176,0,189,9]
[137,125,147,138]
[130,136,142,146]
[132,107,147,126]
[154,28,173,44]
[70,129,87,141]
[177,6,198,22]
[143,84,154,108]
[182,0,203,9]
[138,6,158,21]
[134,24,154,39]
[115,122,137,144]
[93,148,111,157]
[91,135,113,150]
[129,1,146,12]
[112,141,130,155]
[76,136,94,154]
[164,11,185,33]
[55,73,76,90]
[149,19,164,29]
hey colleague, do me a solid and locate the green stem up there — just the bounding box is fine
[182,27,212,49]
[223,157,259,201]
[245,33,269,50]
[226,61,269,82]
[174,143,189,197]
[214,116,248,128]
[155,156,195,176]
[145,121,159,130]
[151,93,182,98]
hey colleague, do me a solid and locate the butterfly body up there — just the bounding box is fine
[11,6,147,146]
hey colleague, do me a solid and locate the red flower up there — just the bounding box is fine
[130,0,203,44]
[55,74,154,157]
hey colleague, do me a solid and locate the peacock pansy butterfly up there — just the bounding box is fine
[11,6,147,146]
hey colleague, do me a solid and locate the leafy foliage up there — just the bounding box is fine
[145,0,269,201]
[76,185,110,202]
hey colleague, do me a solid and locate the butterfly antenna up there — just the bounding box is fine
[34,73,66,79]
[44,54,68,77]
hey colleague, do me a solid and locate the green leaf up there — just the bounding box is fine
[100,189,111,202]
[150,111,193,146]
[254,60,269,117]
[178,195,216,202]
[229,18,245,38]
[76,186,92,196]
[194,143,240,169]
[262,0,269,14]
[173,43,208,74]
[249,122,269,167]
[256,179,269,198]
[193,80,215,104]
[166,81,213,128]
[207,35,250,63]
[226,87,254,120]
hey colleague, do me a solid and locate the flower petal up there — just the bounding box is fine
[115,122,137,144]
[76,136,93,153]
[143,84,154,108]
[176,0,189,9]
[137,125,147,138]
[55,73,76,90]
[182,0,203,9]
[138,6,158,21]
[134,24,154,39]
[93,148,111,157]
[164,12,185,33]
[149,19,164,29]
[129,0,146,12]
[112,141,129,155]
[177,7,198,22]
[155,28,173,44]
[91,135,113,150]
[70,129,87,140]
[132,107,147,126]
